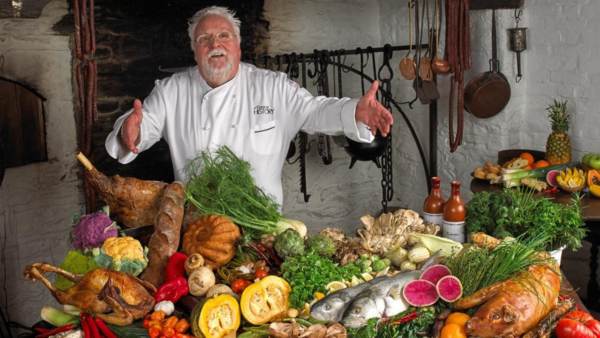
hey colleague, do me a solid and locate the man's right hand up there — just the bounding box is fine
[121,99,143,154]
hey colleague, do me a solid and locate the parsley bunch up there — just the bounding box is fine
[280,251,363,308]
[347,306,439,338]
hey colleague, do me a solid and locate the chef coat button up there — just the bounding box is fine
[233,95,237,99]
[232,124,237,128]
[203,126,210,130]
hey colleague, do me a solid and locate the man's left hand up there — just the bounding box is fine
[355,81,394,137]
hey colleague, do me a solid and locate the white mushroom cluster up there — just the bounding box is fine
[357,209,439,254]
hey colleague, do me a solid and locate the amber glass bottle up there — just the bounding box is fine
[423,177,446,228]
[442,181,466,243]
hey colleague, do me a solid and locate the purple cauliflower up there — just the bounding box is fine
[72,210,118,250]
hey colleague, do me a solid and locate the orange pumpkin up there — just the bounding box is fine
[183,215,240,270]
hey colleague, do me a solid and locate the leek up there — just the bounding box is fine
[40,306,79,327]
[501,161,579,185]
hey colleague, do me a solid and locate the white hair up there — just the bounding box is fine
[188,6,241,50]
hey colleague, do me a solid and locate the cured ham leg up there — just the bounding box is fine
[76,152,167,228]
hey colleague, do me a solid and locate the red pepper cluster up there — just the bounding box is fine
[390,311,419,326]
[80,313,118,338]
[143,310,194,338]
[154,253,190,304]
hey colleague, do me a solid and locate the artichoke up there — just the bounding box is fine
[305,235,336,258]
[274,229,305,259]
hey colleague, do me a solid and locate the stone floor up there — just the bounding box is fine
[561,240,600,319]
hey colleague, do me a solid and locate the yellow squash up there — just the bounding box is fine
[240,276,291,325]
[190,294,240,338]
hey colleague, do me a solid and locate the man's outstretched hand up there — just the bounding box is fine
[121,99,143,154]
[355,81,393,137]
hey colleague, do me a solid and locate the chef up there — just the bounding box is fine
[105,6,393,206]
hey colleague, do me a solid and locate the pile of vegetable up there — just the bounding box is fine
[183,146,306,239]
[465,188,586,251]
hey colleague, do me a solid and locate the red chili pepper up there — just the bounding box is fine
[35,324,75,338]
[86,315,100,338]
[94,317,118,338]
[81,313,90,338]
[154,277,190,303]
[165,252,188,282]
[35,328,51,334]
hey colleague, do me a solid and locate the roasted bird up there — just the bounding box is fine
[77,152,167,228]
[23,263,156,326]
[454,259,561,337]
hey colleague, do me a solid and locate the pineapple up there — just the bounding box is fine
[545,100,572,165]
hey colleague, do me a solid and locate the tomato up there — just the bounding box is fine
[556,318,595,338]
[231,279,249,293]
[255,270,269,280]
[562,311,600,338]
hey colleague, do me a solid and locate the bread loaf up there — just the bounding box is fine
[140,181,185,288]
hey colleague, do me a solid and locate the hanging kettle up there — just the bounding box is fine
[344,132,389,169]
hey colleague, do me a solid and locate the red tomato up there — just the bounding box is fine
[255,270,269,280]
[564,311,600,338]
[556,318,595,338]
[231,279,248,294]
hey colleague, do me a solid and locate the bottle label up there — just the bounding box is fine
[442,220,465,243]
[423,212,443,228]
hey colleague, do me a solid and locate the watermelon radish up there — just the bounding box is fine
[436,276,463,302]
[420,265,452,285]
[546,170,560,187]
[402,280,439,306]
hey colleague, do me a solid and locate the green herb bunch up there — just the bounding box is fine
[465,188,586,251]
[280,251,364,308]
[183,146,281,238]
[347,306,440,338]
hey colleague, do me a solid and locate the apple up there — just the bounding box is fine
[590,154,600,170]
[583,153,595,167]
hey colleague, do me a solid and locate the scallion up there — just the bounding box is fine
[501,161,579,185]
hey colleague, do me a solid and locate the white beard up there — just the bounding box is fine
[202,49,234,86]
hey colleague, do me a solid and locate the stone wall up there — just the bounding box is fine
[0,0,81,329]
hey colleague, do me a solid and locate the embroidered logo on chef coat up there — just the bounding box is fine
[253,105,274,115]
[287,79,299,88]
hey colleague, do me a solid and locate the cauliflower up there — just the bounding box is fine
[72,208,118,250]
[92,236,148,276]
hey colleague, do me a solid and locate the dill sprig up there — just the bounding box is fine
[183,146,282,238]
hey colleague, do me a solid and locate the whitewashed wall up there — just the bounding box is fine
[0,0,82,330]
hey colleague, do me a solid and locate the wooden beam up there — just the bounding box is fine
[470,0,524,10]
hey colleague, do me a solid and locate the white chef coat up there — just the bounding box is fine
[105,62,374,205]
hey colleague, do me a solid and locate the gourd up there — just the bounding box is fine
[190,294,240,338]
[240,276,291,325]
[182,215,240,270]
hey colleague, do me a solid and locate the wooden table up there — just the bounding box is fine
[470,178,600,312]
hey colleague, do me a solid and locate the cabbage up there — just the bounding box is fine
[274,229,304,259]
[305,235,336,258]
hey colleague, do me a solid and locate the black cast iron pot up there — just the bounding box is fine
[344,132,389,169]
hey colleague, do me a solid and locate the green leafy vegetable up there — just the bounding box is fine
[347,306,439,338]
[465,188,586,251]
[280,251,363,308]
[305,235,336,258]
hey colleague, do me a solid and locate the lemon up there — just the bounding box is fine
[314,292,326,300]
[591,185,600,198]
[326,281,347,293]
[568,178,579,188]
[351,276,363,286]
[361,273,374,281]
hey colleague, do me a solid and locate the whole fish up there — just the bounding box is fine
[340,252,440,328]
[310,252,440,327]
[310,276,386,324]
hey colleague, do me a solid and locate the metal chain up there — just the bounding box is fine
[380,79,394,212]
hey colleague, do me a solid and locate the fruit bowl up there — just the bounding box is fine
[581,163,594,172]
[558,183,586,193]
